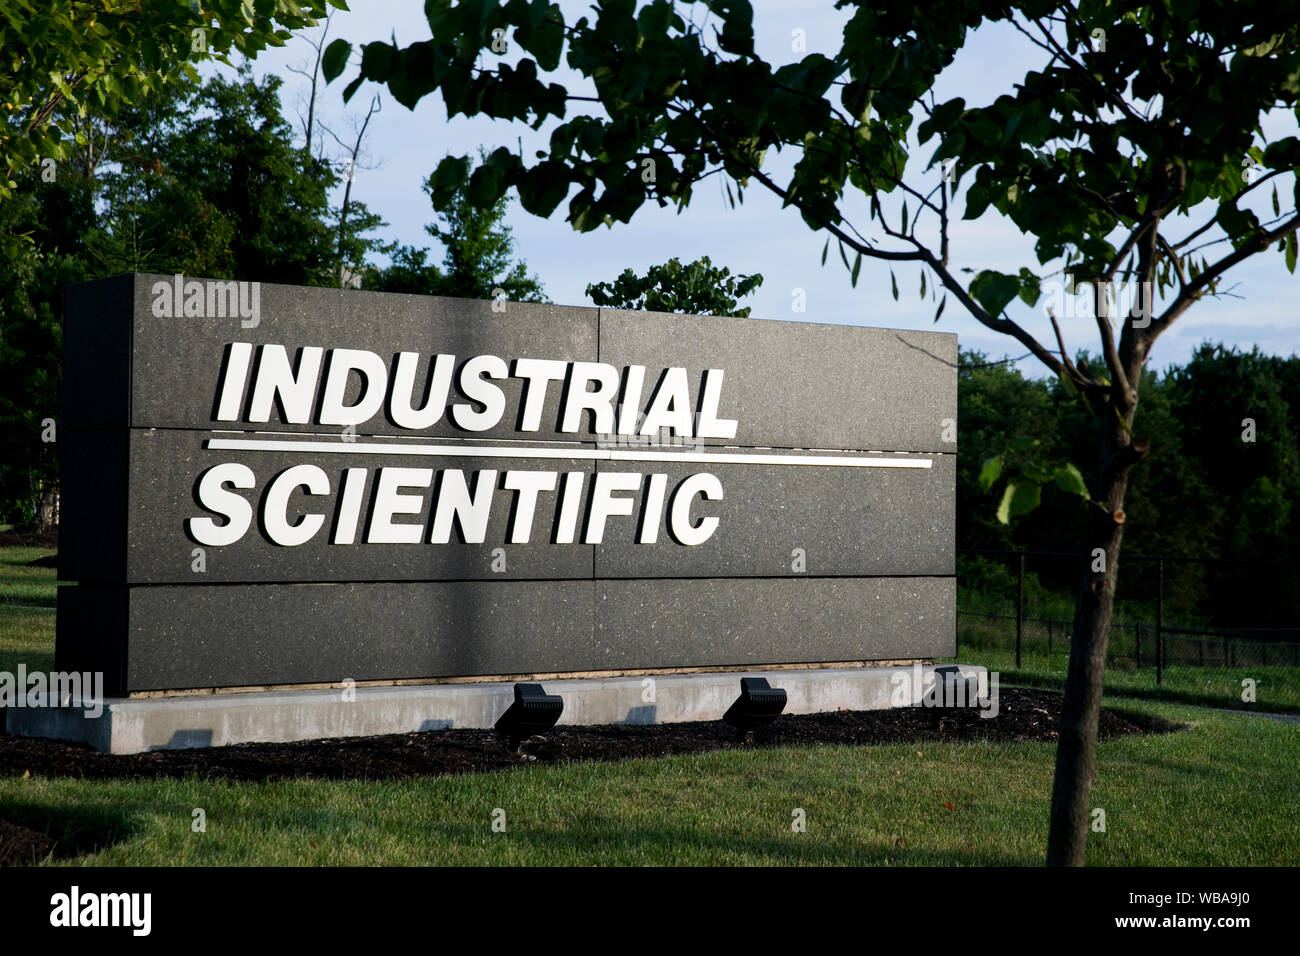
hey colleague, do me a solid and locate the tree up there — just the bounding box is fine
[373,152,546,300]
[287,12,390,288]
[286,9,338,161]
[371,243,448,296]
[329,1,1300,864]
[0,0,338,201]
[956,351,1062,552]
[586,256,763,316]
[93,70,358,286]
[956,347,1232,626]
[0,168,86,528]
[0,66,381,526]
[321,94,386,287]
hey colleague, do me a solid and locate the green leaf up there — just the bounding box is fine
[821,237,829,266]
[322,39,352,82]
[1053,462,1089,498]
[851,252,862,287]
[517,160,570,217]
[468,163,503,206]
[890,269,898,300]
[917,97,965,143]
[429,154,470,207]
[934,295,946,322]
[1007,436,1038,451]
[996,481,1041,524]
[529,9,565,71]
[1016,267,1040,307]
[969,269,1020,317]
[963,182,991,220]
[978,455,1003,493]
[1287,233,1297,274]
[360,42,395,83]
[1216,202,1253,238]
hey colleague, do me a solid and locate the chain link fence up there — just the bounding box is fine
[956,549,1300,713]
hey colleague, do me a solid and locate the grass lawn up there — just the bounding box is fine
[2,702,1297,865]
[2,546,1296,866]
[953,617,1300,714]
[946,641,1300,714]
[0,547,56,675]
[0,546,58,608]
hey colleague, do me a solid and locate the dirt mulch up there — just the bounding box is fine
[0,528,57,549]
[0,688,1177,786]
[0,816,57,866]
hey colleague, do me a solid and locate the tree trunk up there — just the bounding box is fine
[1045,411,1142,866]
[36,480,58,532]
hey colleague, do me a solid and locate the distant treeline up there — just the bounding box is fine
[0,70,542,530]
[959,344,1300,629]
[1,64,1297,605]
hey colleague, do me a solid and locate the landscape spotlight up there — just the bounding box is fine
[495,682,564,745]
[723,677,787,740]
[930,665,980,709]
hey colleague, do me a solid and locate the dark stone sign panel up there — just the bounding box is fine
[63,277,598,439]
[67,430,952,584]
[596,577,956,667]
[592,454,954,579]
[60,274,957,694]
[119,429,599,584]
[598,308,956,452]
[57,581,597,691]
[57,578,953,691]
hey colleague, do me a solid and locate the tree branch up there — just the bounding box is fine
[1102,190,1178,284]
[1146,211,1300,345]
[1047,307,1091,390]
[679,103,1076,384]
[1089,277,1132,403]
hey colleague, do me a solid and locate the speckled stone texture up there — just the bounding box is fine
[59,275,956,694]
[597,306,957,452]
[62,577,953,692]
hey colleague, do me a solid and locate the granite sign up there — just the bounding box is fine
[59,274,956,695]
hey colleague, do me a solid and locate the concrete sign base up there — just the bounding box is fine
[8,664,987,754]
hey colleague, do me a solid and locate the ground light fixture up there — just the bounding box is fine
[723,677,787,741]
[930,665,980,708]
[495,682,564,746]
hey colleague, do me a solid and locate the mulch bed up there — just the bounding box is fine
[0,688,1177,785]
[0,528,57,549]
[0,816,57,867]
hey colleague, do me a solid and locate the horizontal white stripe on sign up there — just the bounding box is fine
[204,438,933,469]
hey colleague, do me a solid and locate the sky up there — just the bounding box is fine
[237,0,1300,378]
